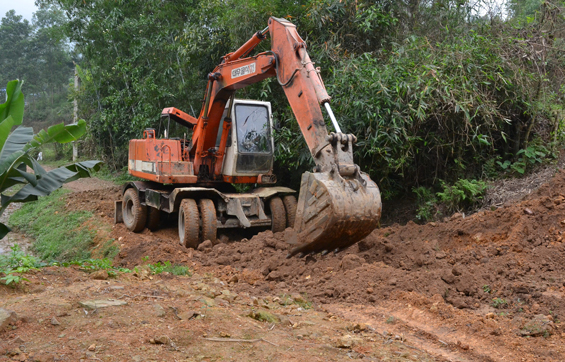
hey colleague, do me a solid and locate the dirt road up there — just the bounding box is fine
[3,169,565,361]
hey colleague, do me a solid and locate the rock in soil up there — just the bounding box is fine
[152,303,166,317]
[0,308,17,331]
[335,334,362,348]
[150,335,172,345]
[521,314,555,337]
[90,270,109,280]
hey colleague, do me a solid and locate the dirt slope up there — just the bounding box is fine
[5,169,565,361]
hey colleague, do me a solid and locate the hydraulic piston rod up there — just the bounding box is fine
[324,102,342,133]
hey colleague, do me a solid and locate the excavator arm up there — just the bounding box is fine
[191,17,382,256]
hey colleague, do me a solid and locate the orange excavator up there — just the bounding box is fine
[115,17,382,257]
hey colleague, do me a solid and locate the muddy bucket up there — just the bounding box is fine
[288,170,382,256]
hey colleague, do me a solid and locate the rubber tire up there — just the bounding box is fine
[282,195,297,228]
[179,199,200,248]
[198,199,217,244]
[146,207,161,231]
[269,197,287,233]
[122,188,147,233]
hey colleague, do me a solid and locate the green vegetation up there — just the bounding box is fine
[248,310,280,324]
[0,245,42,285]
[9,189,96,261]
[146,261,192,276]
[0,80,102,239]
[2,1,564,226]
[492,297,508,309]
[414,178,488,221]
[23,0,562,199]
[1,248,192,283]
[414,186,439,222]
[0,5,74,130]
[437,179,488,214]
[54,258,131,278]
[99,240,120,259]
[92,165,142,184]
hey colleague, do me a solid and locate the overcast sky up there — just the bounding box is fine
[0,0,38,22]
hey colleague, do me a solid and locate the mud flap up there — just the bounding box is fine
[289,171,382,256]
[114,200,123,224]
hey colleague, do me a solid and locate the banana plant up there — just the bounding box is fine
[0,80,102,239]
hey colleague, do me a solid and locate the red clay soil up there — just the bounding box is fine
[55,170,565,360]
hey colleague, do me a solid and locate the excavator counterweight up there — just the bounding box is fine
[115,17,382,255]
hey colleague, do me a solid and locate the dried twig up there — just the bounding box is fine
[202,337,278,346]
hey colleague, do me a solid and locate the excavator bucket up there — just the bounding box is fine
[288,170,382,257]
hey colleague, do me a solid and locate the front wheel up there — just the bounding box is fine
[122,188,147,232]
[179,199,200,248]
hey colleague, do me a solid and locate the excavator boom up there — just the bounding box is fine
[265,17,382,255]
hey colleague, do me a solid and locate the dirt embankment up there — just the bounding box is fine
[5,169,565,361]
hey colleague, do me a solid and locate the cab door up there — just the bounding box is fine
[222,100,274,176]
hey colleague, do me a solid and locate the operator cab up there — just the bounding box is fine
[221,99,274,177]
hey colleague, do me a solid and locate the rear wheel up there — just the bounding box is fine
[282,195,297,228]
[269,197,286,233]
[122,188,146,232]
[179,199,200,248]
[147,207,161,231]
[199,199,217,244]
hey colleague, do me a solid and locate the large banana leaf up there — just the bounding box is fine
[24,120,86,150]
[0,81,25,155]
[0,159,103,239]
[0,127,34,164]
[2,160,103,206]
[0,121,88,192]
[0,80,103,240]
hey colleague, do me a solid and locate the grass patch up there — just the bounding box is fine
[56,258,132,278]
[248,310,280,324]
[8,189,96,262]
[277,293,313,309]
[99,239,120,259]
[135,261,192,276]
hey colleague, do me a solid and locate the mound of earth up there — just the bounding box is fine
[18,168,565,361]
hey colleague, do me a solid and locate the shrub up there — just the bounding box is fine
[437,179,488,214]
